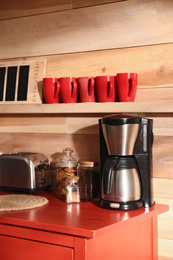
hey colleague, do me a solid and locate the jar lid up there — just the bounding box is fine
[66,176,79,183]
[66,176,79,180]
[79,161,94,167]
[57,148,78,168]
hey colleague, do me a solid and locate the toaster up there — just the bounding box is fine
[0,152,51,192]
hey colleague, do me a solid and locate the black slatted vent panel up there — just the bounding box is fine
[0,65,30,101]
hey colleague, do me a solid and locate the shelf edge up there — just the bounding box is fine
[0,100,172,114]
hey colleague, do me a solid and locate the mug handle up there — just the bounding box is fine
[71,79,77,98]
[128,78,136,98]
[107,80,113,98]
[88,77,95,96]
[54,79,60,99]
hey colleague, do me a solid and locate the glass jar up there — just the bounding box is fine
[56,148,78,196]
[65,176,80,203]
[78,161,100,200]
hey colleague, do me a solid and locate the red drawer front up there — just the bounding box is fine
[0,235,73,260]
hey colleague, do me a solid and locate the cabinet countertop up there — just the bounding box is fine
[0,192,169,239]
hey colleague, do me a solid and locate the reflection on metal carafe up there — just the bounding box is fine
[102,157,141,202]
[102,123,139,156]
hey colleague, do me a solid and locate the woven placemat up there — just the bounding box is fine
[0,194,49,211]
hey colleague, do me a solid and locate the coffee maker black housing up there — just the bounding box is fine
[99,115,154,210]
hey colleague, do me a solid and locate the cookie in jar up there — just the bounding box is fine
[56,148,78,196]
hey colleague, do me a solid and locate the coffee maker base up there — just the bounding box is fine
[100,199,143,210]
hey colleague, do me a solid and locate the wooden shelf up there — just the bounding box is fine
[0,100,172,114]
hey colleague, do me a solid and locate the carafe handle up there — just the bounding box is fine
[103,157,119,195]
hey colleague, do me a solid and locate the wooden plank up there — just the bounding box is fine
[155,198,173,240]
[73,0,125,8]
[0,132,100,163]
[0,116,67,133]
[67,117,99,134]
[158,238,173,259]
[45,43,173,89]
[158,214,173,241]
[0,0,72,20]
[0,115,173,137]
[136,88,173,102]
[0,115,99,134]
[153,178,173,199]
[159,257,173,260]
[0,0,124,20]
[1,43,173,90]
[153,137,173,179]
[1,0,173,59]
[153,118,173,137]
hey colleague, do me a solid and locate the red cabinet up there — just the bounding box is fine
[0,192,168,260]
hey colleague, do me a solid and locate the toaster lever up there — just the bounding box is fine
[37,163,48,178]
[37,163,47,169]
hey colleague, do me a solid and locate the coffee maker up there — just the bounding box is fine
[99,114,154,210]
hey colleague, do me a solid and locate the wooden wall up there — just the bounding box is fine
[0,0,173,259]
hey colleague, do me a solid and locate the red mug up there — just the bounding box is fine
[59,77,77,103]
[96,76,115,102]
[43,78,60,103]
[116,73,138,102]
[77,77,95,102]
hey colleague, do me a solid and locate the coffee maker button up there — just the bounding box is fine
[110,203,120,209]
